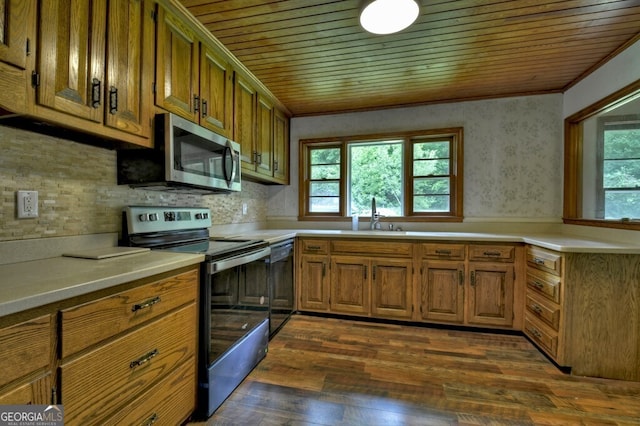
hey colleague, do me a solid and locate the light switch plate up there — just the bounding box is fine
[17,190,38,218]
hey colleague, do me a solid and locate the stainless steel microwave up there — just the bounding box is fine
[117,113,241,193]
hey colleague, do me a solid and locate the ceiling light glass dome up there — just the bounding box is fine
[359,0,420,35]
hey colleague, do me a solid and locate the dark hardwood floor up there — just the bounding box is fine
[195,314,640,425]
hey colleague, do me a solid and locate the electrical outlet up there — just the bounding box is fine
[242,203,248,215]
[17,190,38,219]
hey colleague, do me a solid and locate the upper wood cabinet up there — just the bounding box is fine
[199,44,234,138]
[273,108,290,183]
[0,0,34,69]
[155,5,199,122]
[234,73,290,185]
[156,5,234,138]
[36,0,154,143]
[105,0,155,138]
[37,0,106,122]
[234,73,258,170]
[0,0,36,114]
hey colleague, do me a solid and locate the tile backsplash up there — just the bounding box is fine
[0,125,268,242]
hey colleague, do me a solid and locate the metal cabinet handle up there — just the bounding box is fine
[435,249,451,255]
[307,245,322,250]
[109,86,118,114]
[364,265,367,279]
[533,257,545,265]
[132,296,161,312]
[530,303,543,315]
[91,78,101,108]
[372,265,376,280]
[202,99,208,117]
[194,95,200,113]
[458,270,464,285]
[483,251,501,257]
[470,271,476,287]
[532,280,544,290]
[130,348,159,368]
[322,262,326,277]
[528,327,542,339]
[142,413,158,426]
[257,153,262,165]
[274,160,279,171]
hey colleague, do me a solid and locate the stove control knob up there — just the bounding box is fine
[149,213,159,221]
[195,213,203,219]
[138,214,149,222]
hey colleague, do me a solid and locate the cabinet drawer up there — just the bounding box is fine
[60,303,197,425]
[0,315,51,388]
[526,246,562,276]
[300,239,329,254]
[103,357,195,426]
[421,243,465,260]
[525,292,560,331]
[0,374,51,405]
[468,244,515,262]
[526,268,561,303]
[524,315,558,359]
[331,240,412,257]
[60,269,198,357]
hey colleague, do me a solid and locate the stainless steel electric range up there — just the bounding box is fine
[123,206,271,418]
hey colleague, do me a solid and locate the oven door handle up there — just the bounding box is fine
[208,247,271,274]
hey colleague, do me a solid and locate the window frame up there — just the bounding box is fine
[298,128,463,222]
[564,78,640,231]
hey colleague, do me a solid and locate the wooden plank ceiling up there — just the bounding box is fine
[178,0,640,116]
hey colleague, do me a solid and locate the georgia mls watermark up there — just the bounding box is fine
[0,405,63,426]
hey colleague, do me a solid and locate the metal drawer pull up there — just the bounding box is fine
[528,327,542,339]
[307,245,322,250]
[132,296,161,312]
[142,413,158,426]
[130,349,159,369]
[483,251,501,257]
[532,281,544,290]
[435,249,451,255]
[470,271,476,287]
[530,303,543,314]
[533,257,545,265]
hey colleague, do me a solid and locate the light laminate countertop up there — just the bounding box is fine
[219,229,640,254]
[0,250,204,317]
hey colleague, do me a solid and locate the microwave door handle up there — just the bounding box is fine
[223,141,237,188]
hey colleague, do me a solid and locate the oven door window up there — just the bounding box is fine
[208,260,269,362]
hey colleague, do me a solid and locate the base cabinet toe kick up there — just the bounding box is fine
[296,237,640,382]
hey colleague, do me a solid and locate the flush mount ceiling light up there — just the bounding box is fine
[359,0,419,35]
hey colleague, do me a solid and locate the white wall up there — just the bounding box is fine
[563,39,640,118]
[269,94,564,227]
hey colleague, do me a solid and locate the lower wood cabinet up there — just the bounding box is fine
[298,253,330,311]
[298,239,414,320]
[418,243,518,328]
[467,262,514,327]
[0,265,199,424]
[0,314,53,404]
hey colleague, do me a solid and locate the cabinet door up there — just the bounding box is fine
[38,0,106,122]
[467,263,514,327]
[234,74,257,171]
[200,44,233,137]
[273,108,289,183]
[371,258,413,319]
[155,5,199,122]
[298,254,330,311]
[104,0,153,140]
[256,95,274,177]
[420,260,465,323]
[0,0,34,69]
[330,256,369,315]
